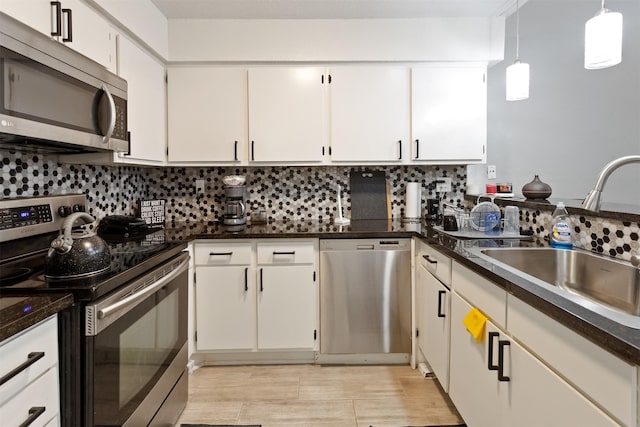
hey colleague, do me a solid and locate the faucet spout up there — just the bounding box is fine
[581,155,640,211]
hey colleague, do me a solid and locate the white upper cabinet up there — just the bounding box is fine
[62,0,115,70]
[329,67,410,162]
[2,0,116,71]
[167,67,248,164]
[248,67,326,163]
[412,66,487,163]
[116,35,166,165]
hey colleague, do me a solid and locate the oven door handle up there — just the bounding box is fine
[97,257,189,320]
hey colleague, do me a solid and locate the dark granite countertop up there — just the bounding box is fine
[0,293,73,342]
[162,218,640,365]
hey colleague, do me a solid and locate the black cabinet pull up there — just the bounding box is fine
[234,140,238,161]
[273,251,295,256]
[18,406,46,427]
[422,255,437,264]
[251,140,255,160]
[437,290,446,318]
[209,252,233,256]
[415,139,420,159]
[259,268,263,292]
[498,340,511,382]
[398,140,402,160]
[244,267,248,292]
[488,332,499,371]
[50,1,62,36]
[61,8,72,42]
[124,131,131,156]
[0,352,45,386]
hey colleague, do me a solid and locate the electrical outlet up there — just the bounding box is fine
[487,165,497,179]
[435,177,452,193]
[195,179,205,195]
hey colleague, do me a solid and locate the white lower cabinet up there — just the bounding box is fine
[416,242,452,392]
[0,315,60,427]
[195,265,255,351]
[193,239,318,354]
[449,262,622,427]
[257,264,316,350]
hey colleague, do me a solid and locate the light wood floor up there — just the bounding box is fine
[175,364,464,427]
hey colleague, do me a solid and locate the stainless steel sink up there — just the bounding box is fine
[473,247,640,328]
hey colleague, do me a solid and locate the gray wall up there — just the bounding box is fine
[469,0,640,206]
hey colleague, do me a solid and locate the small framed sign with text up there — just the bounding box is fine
[139,199,165,228]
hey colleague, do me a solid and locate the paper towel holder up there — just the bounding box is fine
[402,181,422,223]
[334,184,351,225]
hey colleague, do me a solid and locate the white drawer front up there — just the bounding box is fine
[0,367,59,427]
[508,295,636,427]
[194,242,252,265]
[0,316,58,404]
[452,261,506,328]
[257,241,316,265]
[420,244,452,286]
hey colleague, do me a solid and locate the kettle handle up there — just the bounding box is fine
[51,212,96,253]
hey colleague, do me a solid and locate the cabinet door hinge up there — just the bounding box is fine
[314,329,317,340]
[415,328,419,338]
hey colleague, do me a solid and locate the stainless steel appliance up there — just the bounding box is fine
[319,238,411,363]
[0,12,128,153]
[223,185,247,227]
[0,195,188,426]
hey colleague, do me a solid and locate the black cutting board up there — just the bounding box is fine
[349,170,389,220]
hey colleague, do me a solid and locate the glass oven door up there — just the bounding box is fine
[85,253,189,427]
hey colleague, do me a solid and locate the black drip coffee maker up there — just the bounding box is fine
[223,184,247,227]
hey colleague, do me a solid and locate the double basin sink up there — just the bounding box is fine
[470,247,640,329]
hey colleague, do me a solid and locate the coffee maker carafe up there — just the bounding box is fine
[223,185,247,226]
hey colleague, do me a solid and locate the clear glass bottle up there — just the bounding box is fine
[550,202,573,249]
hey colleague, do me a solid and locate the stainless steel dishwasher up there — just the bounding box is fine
[319,238,411,363]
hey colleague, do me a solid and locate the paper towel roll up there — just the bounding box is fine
[405,182,421,219]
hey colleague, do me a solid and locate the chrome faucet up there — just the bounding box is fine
[582,155,640,211]
[582,155,640,267]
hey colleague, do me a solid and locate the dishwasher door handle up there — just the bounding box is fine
[356,245,375,250]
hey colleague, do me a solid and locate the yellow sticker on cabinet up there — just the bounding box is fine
[463,307,488,343]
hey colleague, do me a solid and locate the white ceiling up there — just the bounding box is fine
[150,0,520,19]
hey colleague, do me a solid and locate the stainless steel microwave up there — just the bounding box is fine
[0,12,128,154]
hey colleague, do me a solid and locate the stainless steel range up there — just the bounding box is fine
[0,194,189,426]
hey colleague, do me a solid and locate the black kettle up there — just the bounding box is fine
[44,212,111,281]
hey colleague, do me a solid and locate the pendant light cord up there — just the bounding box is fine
[515,0,520,61]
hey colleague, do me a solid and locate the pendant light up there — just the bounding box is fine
[506,0,529,101]
[584,0,623,69]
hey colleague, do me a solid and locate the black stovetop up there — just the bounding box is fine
[0,229,186,302]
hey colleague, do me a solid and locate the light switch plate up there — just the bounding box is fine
[436,177,452,193]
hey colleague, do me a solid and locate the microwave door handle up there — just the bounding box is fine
[97,257,189,320]
[100,84,116,144]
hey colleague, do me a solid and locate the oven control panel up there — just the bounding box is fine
[0,194,87,242]
[0,204,53,230]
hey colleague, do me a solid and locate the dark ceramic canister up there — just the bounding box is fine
[522,175,552,200]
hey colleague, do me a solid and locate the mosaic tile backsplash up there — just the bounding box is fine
[1,152,466,221]
[2,151,638,261]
